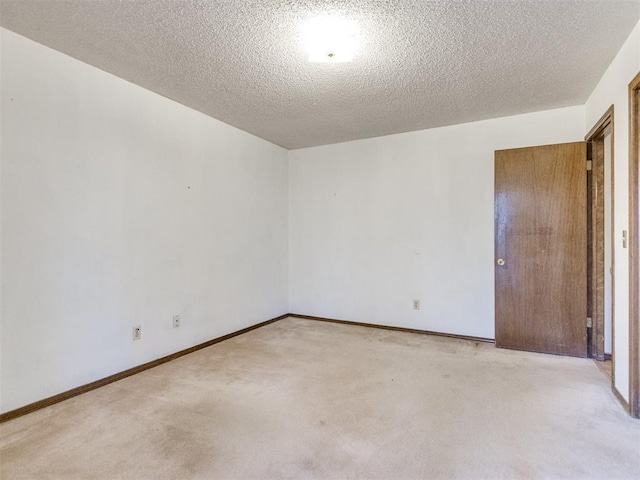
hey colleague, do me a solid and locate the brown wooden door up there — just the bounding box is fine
[495,142,587,357]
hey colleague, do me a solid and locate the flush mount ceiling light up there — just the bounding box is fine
[303,15,359,63]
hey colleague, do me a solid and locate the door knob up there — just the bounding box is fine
[497,258,505,266]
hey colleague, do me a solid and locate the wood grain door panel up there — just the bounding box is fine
[495,142,587,357]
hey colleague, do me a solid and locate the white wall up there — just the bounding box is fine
[3,18,637,416]
[0,29,289,413]
[289,106,585,338]
[584,20,640,402]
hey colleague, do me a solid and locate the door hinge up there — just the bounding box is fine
[587,317,593,328]
[586,160,593,171]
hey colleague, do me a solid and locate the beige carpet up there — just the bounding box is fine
[1,317,639,479]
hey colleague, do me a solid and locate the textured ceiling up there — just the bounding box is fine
[1,1,639,149]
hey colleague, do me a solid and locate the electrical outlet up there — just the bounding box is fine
[132,326,141,341]
[413,299,420,310]
[173,314,181,328]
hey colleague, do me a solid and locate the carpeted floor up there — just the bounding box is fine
[1,317,639,479]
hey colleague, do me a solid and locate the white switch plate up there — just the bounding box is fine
[173,315,181,328]
[413,299,420,310]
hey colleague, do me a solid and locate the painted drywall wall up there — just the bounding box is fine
[0,28,4,412]
[584,20,640,402]
[289,106,585,338]
[0,28,289,413]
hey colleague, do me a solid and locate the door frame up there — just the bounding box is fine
[585,106,614,368]
[629,72,640,418]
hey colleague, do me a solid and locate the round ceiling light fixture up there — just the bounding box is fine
[303,15,359,63]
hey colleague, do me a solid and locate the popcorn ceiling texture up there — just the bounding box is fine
[1,0,639,149]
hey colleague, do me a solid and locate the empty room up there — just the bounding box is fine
[1,1,640,479]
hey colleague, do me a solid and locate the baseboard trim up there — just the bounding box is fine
[288,313,495,344]
[612,385,631,414]
[0,314,289,424]
[3,312,630,423]
[0,313,495,423]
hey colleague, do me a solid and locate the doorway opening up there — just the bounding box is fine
[586,106,614,381]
